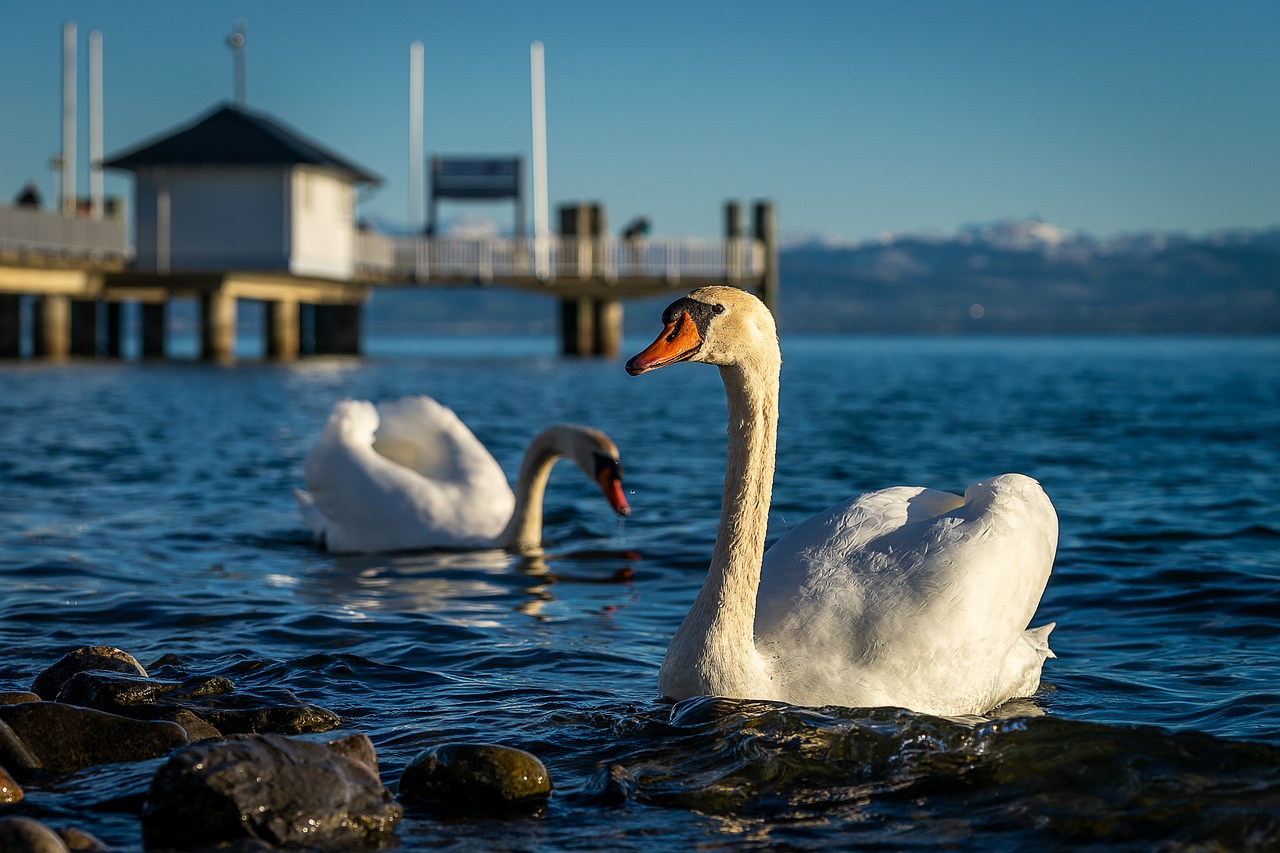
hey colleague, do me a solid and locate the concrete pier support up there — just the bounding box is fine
[556,201,623,356]
[141,302,166,357]
[34,295,71,359]
[0,295,20,358]
[200,288,237,362]
[265,298,300,359]
[593,298,622,358]
[71,299,99,356]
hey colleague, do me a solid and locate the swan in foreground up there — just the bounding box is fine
[295,396,629,555]
[625,286,1057,716]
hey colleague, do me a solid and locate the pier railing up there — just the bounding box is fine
[0,205,129,262]
[354,232,764,285]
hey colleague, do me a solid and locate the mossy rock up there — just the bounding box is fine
[399,743,552,810]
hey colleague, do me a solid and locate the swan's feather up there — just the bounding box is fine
[297,397,513,553]
[755,473,1057,715]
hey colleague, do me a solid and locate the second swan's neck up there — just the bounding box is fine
[496,428,565,553]
[660,354,781,698]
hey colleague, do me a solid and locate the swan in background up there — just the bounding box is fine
[626,286,1057,716]
[295,395,630,555]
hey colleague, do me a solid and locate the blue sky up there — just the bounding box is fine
[2,1,1276,242]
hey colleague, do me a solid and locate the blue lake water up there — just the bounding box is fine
[2,333,1279,849]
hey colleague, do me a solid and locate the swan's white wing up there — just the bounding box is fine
[756,474,1057,715]
[756,485,965,632]
[301,398,515,554]
[371,396,508,492]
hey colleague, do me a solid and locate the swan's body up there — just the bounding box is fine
[295,396,628,555]
[626,286,1057,716]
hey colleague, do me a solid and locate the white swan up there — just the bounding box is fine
[626,286,1057,716]
[294,395,629,555]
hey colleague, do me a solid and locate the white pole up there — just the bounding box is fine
[62,21,77,216]
[409,41,424,231]
[89,29,104,221]
[530,41,549,279]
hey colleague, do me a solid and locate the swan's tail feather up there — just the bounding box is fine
[1027,621,1056,659]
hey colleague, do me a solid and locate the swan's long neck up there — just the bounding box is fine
[661,354,780,698]
[496,429,564,553]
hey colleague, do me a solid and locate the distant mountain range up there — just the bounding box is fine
[366,219,1280,335]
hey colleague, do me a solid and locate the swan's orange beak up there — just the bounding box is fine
[596,464,630,516]
[625,310,702,376]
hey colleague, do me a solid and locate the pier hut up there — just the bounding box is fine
[101,102,381,360]
[2,103,775,362]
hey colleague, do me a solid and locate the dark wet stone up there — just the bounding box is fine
[323,732,381,778]
[54,826,109,852]
[30,647,147,700]
[55,670,234,717]
[193,690,343,735]
[0,763,22,803]
[398,743,553,810]
[163,709,222,741]
[0,701,188,778]
[0,817,70,853]
[0,717,41,773]
[142,732,401,849]
[48,668,338,737]
[0,692,39,705]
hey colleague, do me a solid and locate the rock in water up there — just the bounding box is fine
[0,764,22,803]
[29,647,148,700]
[0,817,69,853]
[141,732,401,849]
[398,743,552,811]
[0,702,188,776]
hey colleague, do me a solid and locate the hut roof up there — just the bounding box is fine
[104,102,380,185]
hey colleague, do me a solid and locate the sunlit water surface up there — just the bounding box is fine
[2,334,1279,850]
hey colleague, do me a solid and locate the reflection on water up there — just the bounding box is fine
[294,548,639,625]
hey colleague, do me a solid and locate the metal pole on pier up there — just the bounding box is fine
[89,29,104,221]
[62,21,77,216]
[530,41,550,280]
[409,41,424,231]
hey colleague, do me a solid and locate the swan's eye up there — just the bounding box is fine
[713,303,725,314]
[593,453,623,480]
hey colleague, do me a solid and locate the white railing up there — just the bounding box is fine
[355,232,764,284]
[0,205,129,261]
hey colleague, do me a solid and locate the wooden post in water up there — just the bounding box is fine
[753,200,779,318]
[70,300,99,357]
[34,295,70,359]
[201,288,236,362]
[0,295,19,358]
[141,302,166,357]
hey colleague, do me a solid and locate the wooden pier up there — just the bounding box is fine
[0,199,776,361]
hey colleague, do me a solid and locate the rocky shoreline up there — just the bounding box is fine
[1,646,553,850]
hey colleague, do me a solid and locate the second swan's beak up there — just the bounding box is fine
[595,460,630,516]
[625,311,702,376]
